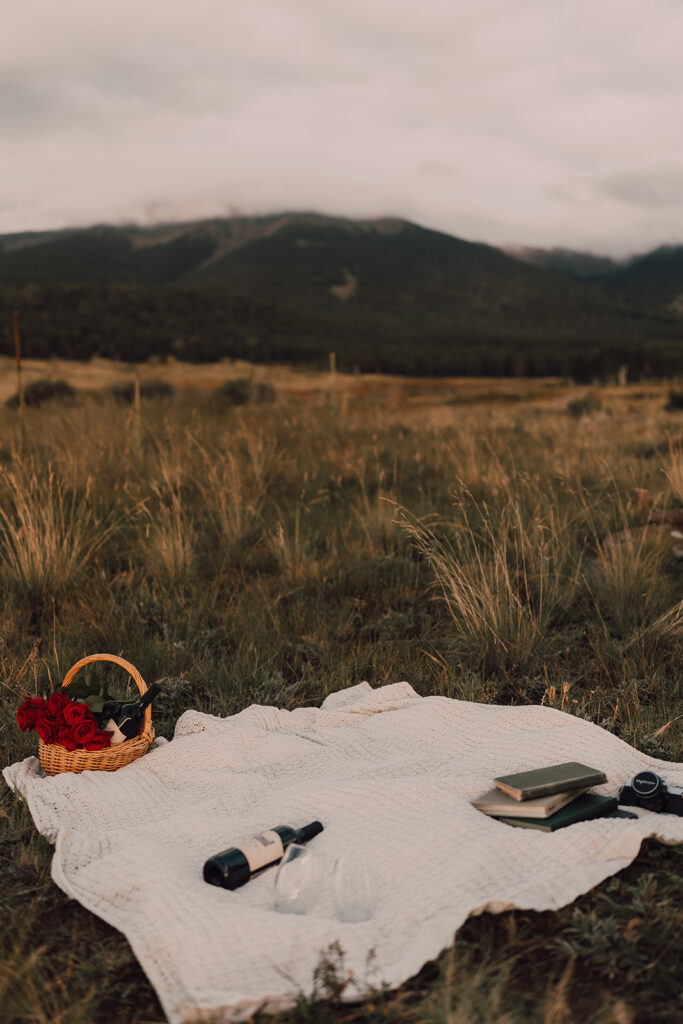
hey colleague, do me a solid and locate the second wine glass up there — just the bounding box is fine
[333,852,374,922]
[273,843,320,914]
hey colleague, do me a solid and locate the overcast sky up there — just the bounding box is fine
[2,0,682,255]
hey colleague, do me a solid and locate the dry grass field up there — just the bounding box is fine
[0,354,596,407]
[0,363,681,1023]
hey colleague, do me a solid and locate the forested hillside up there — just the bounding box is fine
[1,215,681,377]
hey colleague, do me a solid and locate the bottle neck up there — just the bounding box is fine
[136,683,161,712]
[296,821,324,843]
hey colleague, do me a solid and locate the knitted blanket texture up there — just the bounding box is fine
[4,681,683,1023]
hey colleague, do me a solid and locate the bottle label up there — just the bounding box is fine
[104,718,127,745]
[240,830,284,873]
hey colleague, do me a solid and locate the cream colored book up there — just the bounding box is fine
[472,786,588,819]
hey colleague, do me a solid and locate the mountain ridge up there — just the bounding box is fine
[0,213,681,378]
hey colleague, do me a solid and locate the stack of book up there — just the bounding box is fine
[472,761,628,831]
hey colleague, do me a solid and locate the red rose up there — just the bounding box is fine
[63,702,90,727]
[25,697,46,709]
[17,701,37,732]
[47,692,71,716]
[56,728,78,751]
[36,718,57,744]
[72,719,98,746]
[84,731,112,751]
[35,707,50,728]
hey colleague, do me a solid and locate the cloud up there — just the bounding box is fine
[1,0,683,255]
[598,166,683,208]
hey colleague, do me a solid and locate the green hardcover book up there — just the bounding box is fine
[494,761,607,801]
[496,793,618,831]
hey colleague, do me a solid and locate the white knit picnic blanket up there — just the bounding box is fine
[4,681,683,1023]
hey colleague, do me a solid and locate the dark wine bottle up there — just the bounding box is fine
[110,683,162,740]
[203,820,324,890]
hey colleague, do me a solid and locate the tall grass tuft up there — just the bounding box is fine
[664,445,683,504]
[267,508,319,586]
[587,533,669,638]
[0,462,119,608]
[143,473,195,588]
[399,495,583,676]
[192,442,266,565]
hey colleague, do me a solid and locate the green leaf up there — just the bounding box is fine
[67,679,90,700]
[85,694,104,713]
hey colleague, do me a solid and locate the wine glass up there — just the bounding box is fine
[333,853,374,922]
[273,843,320,914]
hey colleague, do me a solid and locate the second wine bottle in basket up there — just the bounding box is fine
[105,683,163,744]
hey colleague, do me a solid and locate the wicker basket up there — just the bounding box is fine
[38,653,155,776]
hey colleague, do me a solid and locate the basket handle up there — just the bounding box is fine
[62,654,152,732]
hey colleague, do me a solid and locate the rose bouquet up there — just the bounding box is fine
[17,691,114,751]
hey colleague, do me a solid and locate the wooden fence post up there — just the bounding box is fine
[13,311,25,453]
[329,351,337,416]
